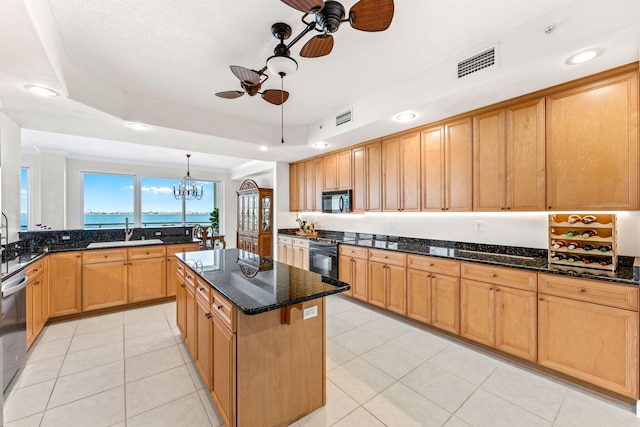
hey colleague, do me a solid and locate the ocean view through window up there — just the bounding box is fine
[20,167,29,231]
[83,173,219,229]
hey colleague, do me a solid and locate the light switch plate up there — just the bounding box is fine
[303,306,318,320]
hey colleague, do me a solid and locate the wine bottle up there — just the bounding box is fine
[568,214,582,224]
[598,245,612,252]
[552,240,566,249]
[598,258,612,266]
[567,241,581,250]
[582,215,597,224]
[583,244,595,251]
[583,256,598,264]
[551,252,567,261]
[581,230,597,238]
[566,230,580,237]
[566,254,581,263]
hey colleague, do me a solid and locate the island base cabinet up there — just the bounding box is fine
[185,286,196,356]
[538,294,639,399]
[176,281,187,337]
[195,296,212,390]
[212,315,236,427]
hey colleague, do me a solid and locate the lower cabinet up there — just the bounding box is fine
[368,249,407,315]
[82,249,128,311]
[128,246,167,303]
[166,243,200,297]
[292,238,309,270]
[185,280,196,356]
[338,245,368,301]
[176,264,187,337]
[195,294,212,390]
[460,263,537,361]
[48,251,83,317]
[211,309,236,427]
[26,260,46,349]
[538,273,639,399]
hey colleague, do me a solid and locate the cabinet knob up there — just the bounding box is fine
[548,206,552,209]
[429,263,433,266]
[507,207,511,210]
[539,297,544,301]
[579,288,586,293]
[495,288,500,292]
[489,287,494,291]
[180,283,186,288]
[217,305,224,310]
[492,273,497,277]
[104,255,108,258]
[501,207,505,210]
[206,313,212,319]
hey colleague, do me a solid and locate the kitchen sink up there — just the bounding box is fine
[86,239,164,249]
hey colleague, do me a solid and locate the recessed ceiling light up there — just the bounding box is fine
[127,122,148,131]
[395,112,416,122]
[24,85,59,97]
[259,145,269,151]
[565,48,602,65]
[312,142,329,149]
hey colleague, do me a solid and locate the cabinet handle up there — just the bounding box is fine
[199,287,205,292]
[180,283,186,288]
[489,287,494,291]
[206,313,212,319]
[501,207,505,210]
[34,281,40,286]
[441,208,445,211]
[217,305,223,310]
[548,206,552,209]
[539,297,544,301]
[507,207,511,210]
[495,288,500,292]
[579,288,586,293]
[104,255,108,258]
[492,273,497,277]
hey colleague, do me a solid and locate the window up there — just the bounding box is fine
[20,167,29,231]
[185,180,218,226]
[140,177,183,227]
[83,173,134,229]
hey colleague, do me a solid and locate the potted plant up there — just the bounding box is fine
[209,208,219,235]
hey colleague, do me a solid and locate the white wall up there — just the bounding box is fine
[1,113,22,242]
[288,210,640,256]
[41,153,67,229]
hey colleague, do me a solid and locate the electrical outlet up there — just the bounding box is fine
[390,218,395,228]
[474,220,484,232]
[303,306,318,320]
[61,235,70,240]
[185,230,190,235]
[155,232,162,236]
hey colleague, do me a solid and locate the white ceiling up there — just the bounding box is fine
[1,0,640,173]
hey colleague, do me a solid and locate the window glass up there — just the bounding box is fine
[185,180,217,227]
[83,173,134,229]
[140,177,183,227]
[20,167,29,231]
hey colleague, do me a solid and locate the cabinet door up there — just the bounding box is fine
[304,159,315,211]
[128,257,167,303]
[289,163,300,212]
[407,269,431,324]
[538,294,639,398]
[176,279,187,336]
[337,149,352,190]
[166,256,178,297]
[401,132,421,212]
[352,257,368,301]
[352,146,366,213]
[82,261,128,311]
[382,137,401,211]
[367,262,387,308]
[195,296,212,389]
[185,286,196,356]
[48,251,82,317]
[314,157,323,211]
[506,98,546,211]
[546,71,639,210]
[338,255,353,297]
[297,162,306,211]
[445,118,473,211]
[494,286,537,361]
[366,141,382,212]
[460,279,494,347]
[26,279,35,348]
[277,243,289,264]
[293,246,307,270]
[212,316,236,427]
[323,153,338,190]
[421,125,445,211]
[386,264,407,315]
[473,109,506,211]
[431,273,460,334]
[286,244,296,266]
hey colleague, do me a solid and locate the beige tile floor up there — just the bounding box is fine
[4,294,640,426]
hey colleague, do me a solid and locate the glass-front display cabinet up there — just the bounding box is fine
[237,179,273,257]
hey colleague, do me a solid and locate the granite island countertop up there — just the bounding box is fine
[176,248,350,315]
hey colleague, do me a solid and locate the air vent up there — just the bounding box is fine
[336,109,352,127]
[458,47,495,78]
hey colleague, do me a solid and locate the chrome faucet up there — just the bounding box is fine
[125,217,134,242]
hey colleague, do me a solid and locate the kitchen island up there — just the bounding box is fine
[175,248,349,427]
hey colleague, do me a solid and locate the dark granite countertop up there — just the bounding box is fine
[278,230,638,286]
[176,248,350,315]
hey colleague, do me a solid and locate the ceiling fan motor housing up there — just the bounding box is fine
[316,1,346,33]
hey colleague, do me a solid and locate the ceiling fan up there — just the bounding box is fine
[282,0,395,58]
[215,65,289,105]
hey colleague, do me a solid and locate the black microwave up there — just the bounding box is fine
[322,190,351,213]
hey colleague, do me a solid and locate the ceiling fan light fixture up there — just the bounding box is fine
[24,84,59,97]
[395,112,417,122]
[266,55,298,77]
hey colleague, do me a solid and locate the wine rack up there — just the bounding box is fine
[548,213,617,271]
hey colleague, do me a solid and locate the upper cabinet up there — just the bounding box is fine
[546,69,639,211]
[473,98,545,211]
[289,163,301,212]
[352,141,382,213]
[422,118,472,212]
[383,131,421,212]
[324,149,351,191]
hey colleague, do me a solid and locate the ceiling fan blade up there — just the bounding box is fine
[281,0,323,13]
[349,0,394,32]
[230,65,261,85]
[261,89,290,105]
[300,34,334,58]
[215,90,245,99]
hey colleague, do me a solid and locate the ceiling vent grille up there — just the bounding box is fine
[458,47,495,78]
[336,109,352,127]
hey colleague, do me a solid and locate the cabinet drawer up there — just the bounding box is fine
[339,245,368,259]
[83,249,127,264]
[292,238,309,248]
[184,268,197,290]
[167,243,200,256]
[211,290,236,332]
[26,259,44,277]
[368,249,407,266]
[127,245,167,260]
[176,261,186,279]
[538,273,639,311]
[278,235,293,245]
[407,255,460,277]
[461,262,536,291]
[195,277,211,305]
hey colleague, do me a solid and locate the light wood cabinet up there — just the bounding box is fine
[289,163,301,212]
[82,249,128,311]
[473,99,545,211]
[185,275,196,356]
[176,261,188,337]
[277,235,294,266]
[339,245,368,301]
[352,141,382,213]
[461,264,537,361]
[292,238,309,271]
[48,251,82,317]
[26,260,46,349]
[406,255,461,334]
[304,159,315,211]
[128,246,167,303]
[323,149,352,191]
[421,118,473,211]
[352,146,366,213]
[195,293,212,390]
[166,243,199,297]
[211,304,236,427]
[368,249,407,315]
[546,69,639,210]
[383,131,421,212]
[538,273,639,398]
[237,179,273,257]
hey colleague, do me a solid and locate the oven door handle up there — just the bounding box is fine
[2,275,28,298]
[339,196,344,212]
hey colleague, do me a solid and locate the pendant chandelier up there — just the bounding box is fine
[173,154,203,200]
